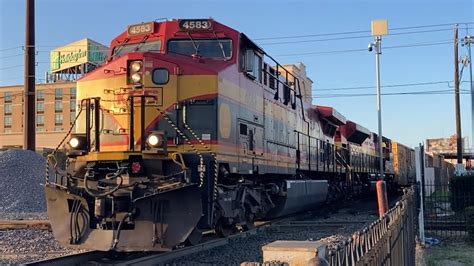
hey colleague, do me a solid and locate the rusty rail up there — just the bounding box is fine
[0,220,51,231]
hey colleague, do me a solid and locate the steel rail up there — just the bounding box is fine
[0,220,50,231]
[25,251,111,266]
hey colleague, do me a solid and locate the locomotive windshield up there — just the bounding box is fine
[112,40,162,58]
[167,39,232,59]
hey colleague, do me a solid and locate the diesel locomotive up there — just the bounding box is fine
[45,19,415,251]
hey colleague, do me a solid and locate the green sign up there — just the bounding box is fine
[50,42,107,72]
[88,44,107,62]
[50,51,60,71]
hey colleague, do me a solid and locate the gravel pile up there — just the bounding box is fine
[0,150,80,264]
[0,149,48,218]
[0,229,80,264]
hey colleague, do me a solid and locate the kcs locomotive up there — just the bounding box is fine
[45,19,415,251]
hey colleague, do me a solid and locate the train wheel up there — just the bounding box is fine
[185,228,202,246]
[215,220,236,237]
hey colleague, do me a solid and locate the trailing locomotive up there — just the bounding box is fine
[45,19,414,252]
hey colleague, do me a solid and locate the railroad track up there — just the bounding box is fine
[29,221,340,266]
[0,220,51,231]
[26,209,375,264]
[27,221,273,266]
[25,195,395,265]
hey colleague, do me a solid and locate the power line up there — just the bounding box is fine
[254,22,474,41]
[0,46,23,53]
[0,53,25,60]
[0,65,23,71]
[314,81,455,92]
[260,28,454,46]
[275,40,452,57]
[313,89,469,98]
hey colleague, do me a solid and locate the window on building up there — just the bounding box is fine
[4,116,12,127]
[36,127,45,132]
[55,113,63,125]
[36,102,44,113]
[70,111,76,124]
[36,90,44,101]
[4,103,12,114]
[36,114,44,126]
[4,92,12,103]
[4,128,12,134]
[55,100,63,112]
[70,99,76,111]
[54,126,63,132]
[55,88,62,99]
[70,88,76,98]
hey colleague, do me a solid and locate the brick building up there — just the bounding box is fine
[0,81,77,149]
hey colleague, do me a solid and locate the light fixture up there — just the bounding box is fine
[143,131,168,154]
[146,134,161,147]
[69,137,80,148]
[130,61,142,72]
[128,60,143,85]
[68,134,87,151]
[131,73,142,83]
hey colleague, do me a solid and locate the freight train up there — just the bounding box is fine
[45,19,416,251]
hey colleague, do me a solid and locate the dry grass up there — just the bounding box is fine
[424,240,474,266]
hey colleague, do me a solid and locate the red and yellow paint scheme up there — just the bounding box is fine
[45,19,412,252]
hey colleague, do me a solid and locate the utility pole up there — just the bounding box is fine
[454,25,464,171]
[464,35,474,162]
[24,0,35,151]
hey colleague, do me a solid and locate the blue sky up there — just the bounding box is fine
[0,0,473,148]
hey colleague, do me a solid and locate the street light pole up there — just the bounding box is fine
[369,20,388,180]
[374,36,384,179]
[370,20,389,217]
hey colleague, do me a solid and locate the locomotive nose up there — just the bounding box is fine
[45,184,202,251]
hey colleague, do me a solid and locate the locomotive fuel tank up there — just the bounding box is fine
[266,180,328,218]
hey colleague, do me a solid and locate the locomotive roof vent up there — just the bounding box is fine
[340,120,371,145]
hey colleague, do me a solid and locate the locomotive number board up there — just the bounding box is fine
[127,22,154,36]
[178,19,213,31]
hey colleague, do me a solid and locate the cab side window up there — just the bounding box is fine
[240,48,262,83]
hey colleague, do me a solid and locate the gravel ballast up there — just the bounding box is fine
[168,201,381,265]
[0,229,82,264]
[0,150,82,264]
[0,149,48,217]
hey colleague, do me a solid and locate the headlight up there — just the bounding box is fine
[130,61,142,72]
[68,134,87,151]
[131,73,142,83]
[128,60,143,85]
[69,137,80,148]
[143,131,167,154]
[146,134,161,147]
